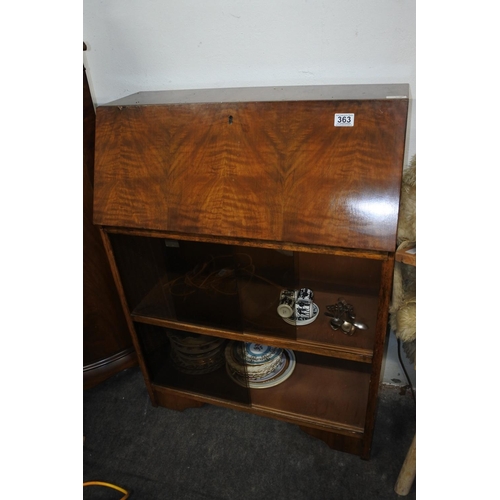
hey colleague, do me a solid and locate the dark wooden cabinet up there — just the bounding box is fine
[83,54,137,389]
[92,84,409,458]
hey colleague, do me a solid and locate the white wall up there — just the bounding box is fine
[83,0,416,386]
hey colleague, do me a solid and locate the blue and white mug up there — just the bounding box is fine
[277,289,296,318]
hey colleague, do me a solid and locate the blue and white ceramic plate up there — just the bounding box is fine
[226,349,296,389]
[234,342,282,366]
[282,303,319,326]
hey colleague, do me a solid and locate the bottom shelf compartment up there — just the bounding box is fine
[150,347,371,436]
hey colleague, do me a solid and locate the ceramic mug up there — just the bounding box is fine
[297,287,314,303]
[296,301,314,319]
[277,289,296,318]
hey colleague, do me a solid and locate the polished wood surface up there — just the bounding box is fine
[83,60,137,389]
[104,226,391,260]
[92,85,409,458]
[361,256,395,459]
[106,232,383,362]
[152,353,371,434]
[94,89,408,252]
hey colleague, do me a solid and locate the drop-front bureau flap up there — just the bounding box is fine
[93,84,409,252]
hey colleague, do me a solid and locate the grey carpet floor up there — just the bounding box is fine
[83,367,416,499]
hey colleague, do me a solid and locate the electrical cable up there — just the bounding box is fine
[397,337,415,402]
[163,252,282,297]
[83,481,130,499]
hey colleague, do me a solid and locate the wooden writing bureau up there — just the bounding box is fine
[93,84,409,459]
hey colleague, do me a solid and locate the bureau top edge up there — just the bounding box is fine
[103,83,410,107]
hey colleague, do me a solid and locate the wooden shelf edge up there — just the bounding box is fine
[151,384,365,437]
[132,314,373,363]
[102,225,391,261]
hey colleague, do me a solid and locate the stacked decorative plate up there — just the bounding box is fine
[225,341,296,389]
[167,331,226,375]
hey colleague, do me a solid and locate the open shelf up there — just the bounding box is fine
[109,233,382,362]
[131,286,378,362]
[151,349,371,435]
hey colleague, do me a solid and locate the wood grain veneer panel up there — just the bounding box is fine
[94,94,408,251]
[83,63,137,388]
